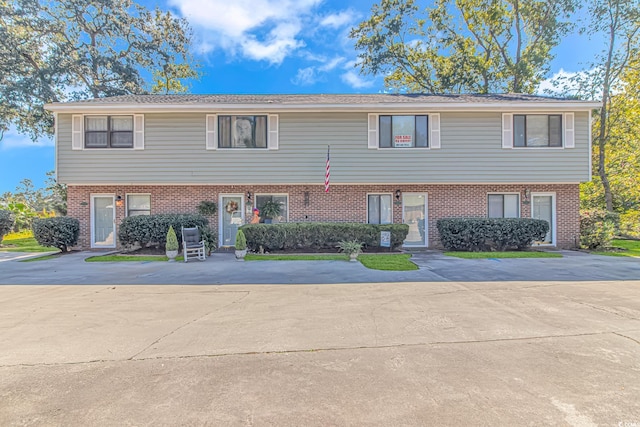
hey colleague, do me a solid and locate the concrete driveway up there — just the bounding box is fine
[1,281,640,425]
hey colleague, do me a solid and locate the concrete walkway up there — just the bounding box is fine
[0,249,638,284]
[1,281,639,425]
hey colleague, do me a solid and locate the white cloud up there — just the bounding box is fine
[292,67,318,86]
[319,10,358,28]
[291,56,346,86]
[341,70,374,89]
[170,0,322,64]
[319,56,345,72]
[537,68,585,96]
[0,127,53,150]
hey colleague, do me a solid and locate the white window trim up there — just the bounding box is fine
[73,114,143,150]
[254,193,290,222]
[90,194,116,249]
[368,113,441,150]
[209,113,279,151]
[503,112,574,150]
[366,192,393,224]
[531,192,557,247]
[487,192,521,218]
[125,193,151,217]
[401,192,428,247]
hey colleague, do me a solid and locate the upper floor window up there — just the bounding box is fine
[84,115,133,148]
[513,114,562,147]
[379,115,428,148]
[488,194,520,218]
[218,115,267,148]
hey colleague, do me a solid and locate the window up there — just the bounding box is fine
[368,194,392,224]
[218,115,267,148]
[127,194,151,216]
[514,114,562,147]
[488,194,520,218]
[85,116,133,148]
[255,194,288,223]
[379,115,428,148]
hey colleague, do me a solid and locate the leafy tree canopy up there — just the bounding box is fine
[0,0,198,141]
[350,0,576,94]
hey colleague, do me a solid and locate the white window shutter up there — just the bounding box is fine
[368,114,378,149]
[133,114,144,150]
[430,113,441,149]
[268,114,279,150]
[502,113,513,148]
[564,112,575,148]
[72,114,83,150]
[206,114,217,150]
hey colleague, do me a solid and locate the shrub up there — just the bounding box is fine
[119,214,208,249]
[234,229,247,250]
[619,210,640,238]
[337,239,363,255]
[201,226,218,254]
[0,210,15,244]
[166,226,178,251]
[436,217,549,251]
[240,223,409,252]
[32,217,79,252]
[580,208,617,249]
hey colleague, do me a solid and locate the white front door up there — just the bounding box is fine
[219,195,244,247]
[531,193,556,245]
[402,193,428,247]
[91,195,116,248]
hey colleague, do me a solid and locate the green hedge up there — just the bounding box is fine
[0,210,14,244]
[240,222,409,252]
[580,208,618,249]
[436,217,549,251]
[119,214,208,249]
[32,217,79,252]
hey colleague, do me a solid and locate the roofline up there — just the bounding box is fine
[44,101,600,112]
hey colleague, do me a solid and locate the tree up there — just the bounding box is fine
[151,63,201,95]
[45,170,67,216]
[350,0,575,93]
[0,0,198,141]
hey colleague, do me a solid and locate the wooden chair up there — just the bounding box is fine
[182,227,206,262]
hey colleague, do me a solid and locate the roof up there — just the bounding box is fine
[45,93,600,112]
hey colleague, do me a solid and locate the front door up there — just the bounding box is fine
[220,195,244,247]
[402,193,428,247]
[91,195,116,248]
[532,193,555,245]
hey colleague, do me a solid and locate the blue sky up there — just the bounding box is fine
[0,0,601,194]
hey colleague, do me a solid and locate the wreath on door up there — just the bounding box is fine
[225,200,239,213]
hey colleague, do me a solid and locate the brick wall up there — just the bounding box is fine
[67,183,580,249]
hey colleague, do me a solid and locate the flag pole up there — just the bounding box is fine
[325,145,330,193]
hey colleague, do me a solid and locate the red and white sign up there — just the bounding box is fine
[394,135,412,147]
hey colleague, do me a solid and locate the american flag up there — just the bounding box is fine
[325,145,330,193]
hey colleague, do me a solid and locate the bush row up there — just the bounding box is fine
[119,214,208,248]
[32,217,79,251]
[0,210,14,243]
[579,208,618,249]
[436,217,549,251]
[240,222,409,252]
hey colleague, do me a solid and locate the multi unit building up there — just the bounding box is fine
[45,94,598,249]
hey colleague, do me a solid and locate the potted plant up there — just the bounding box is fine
[201,226,218,256]
[234,229,247,261]
[338,239,363,262]
[165,225,179,262]
[260,200,282,224]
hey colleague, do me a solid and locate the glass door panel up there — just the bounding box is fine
[93,196,115,247]
[403,193,427,247]
[532,195,554,244]
[221,195,243,246]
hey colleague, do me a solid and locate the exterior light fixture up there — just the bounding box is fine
[395,190,401,201]
[115,195,124,207]
[246,191,252,201]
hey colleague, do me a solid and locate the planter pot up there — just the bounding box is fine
[235,249,247,261]
[263,218,273,224]
[166,249,178,262]
[349,252,359,262]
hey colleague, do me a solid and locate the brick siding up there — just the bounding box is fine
[68,183,580,250]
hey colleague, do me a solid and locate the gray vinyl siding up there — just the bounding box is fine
[56,112,590,184]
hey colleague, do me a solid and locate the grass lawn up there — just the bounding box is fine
[445,251,563,259]
[245,254,348,261]
[246,253,418,271]
[86,254,184,262]
[358,254,418,271]
[0,231,59,253]
[592,239,640,257]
